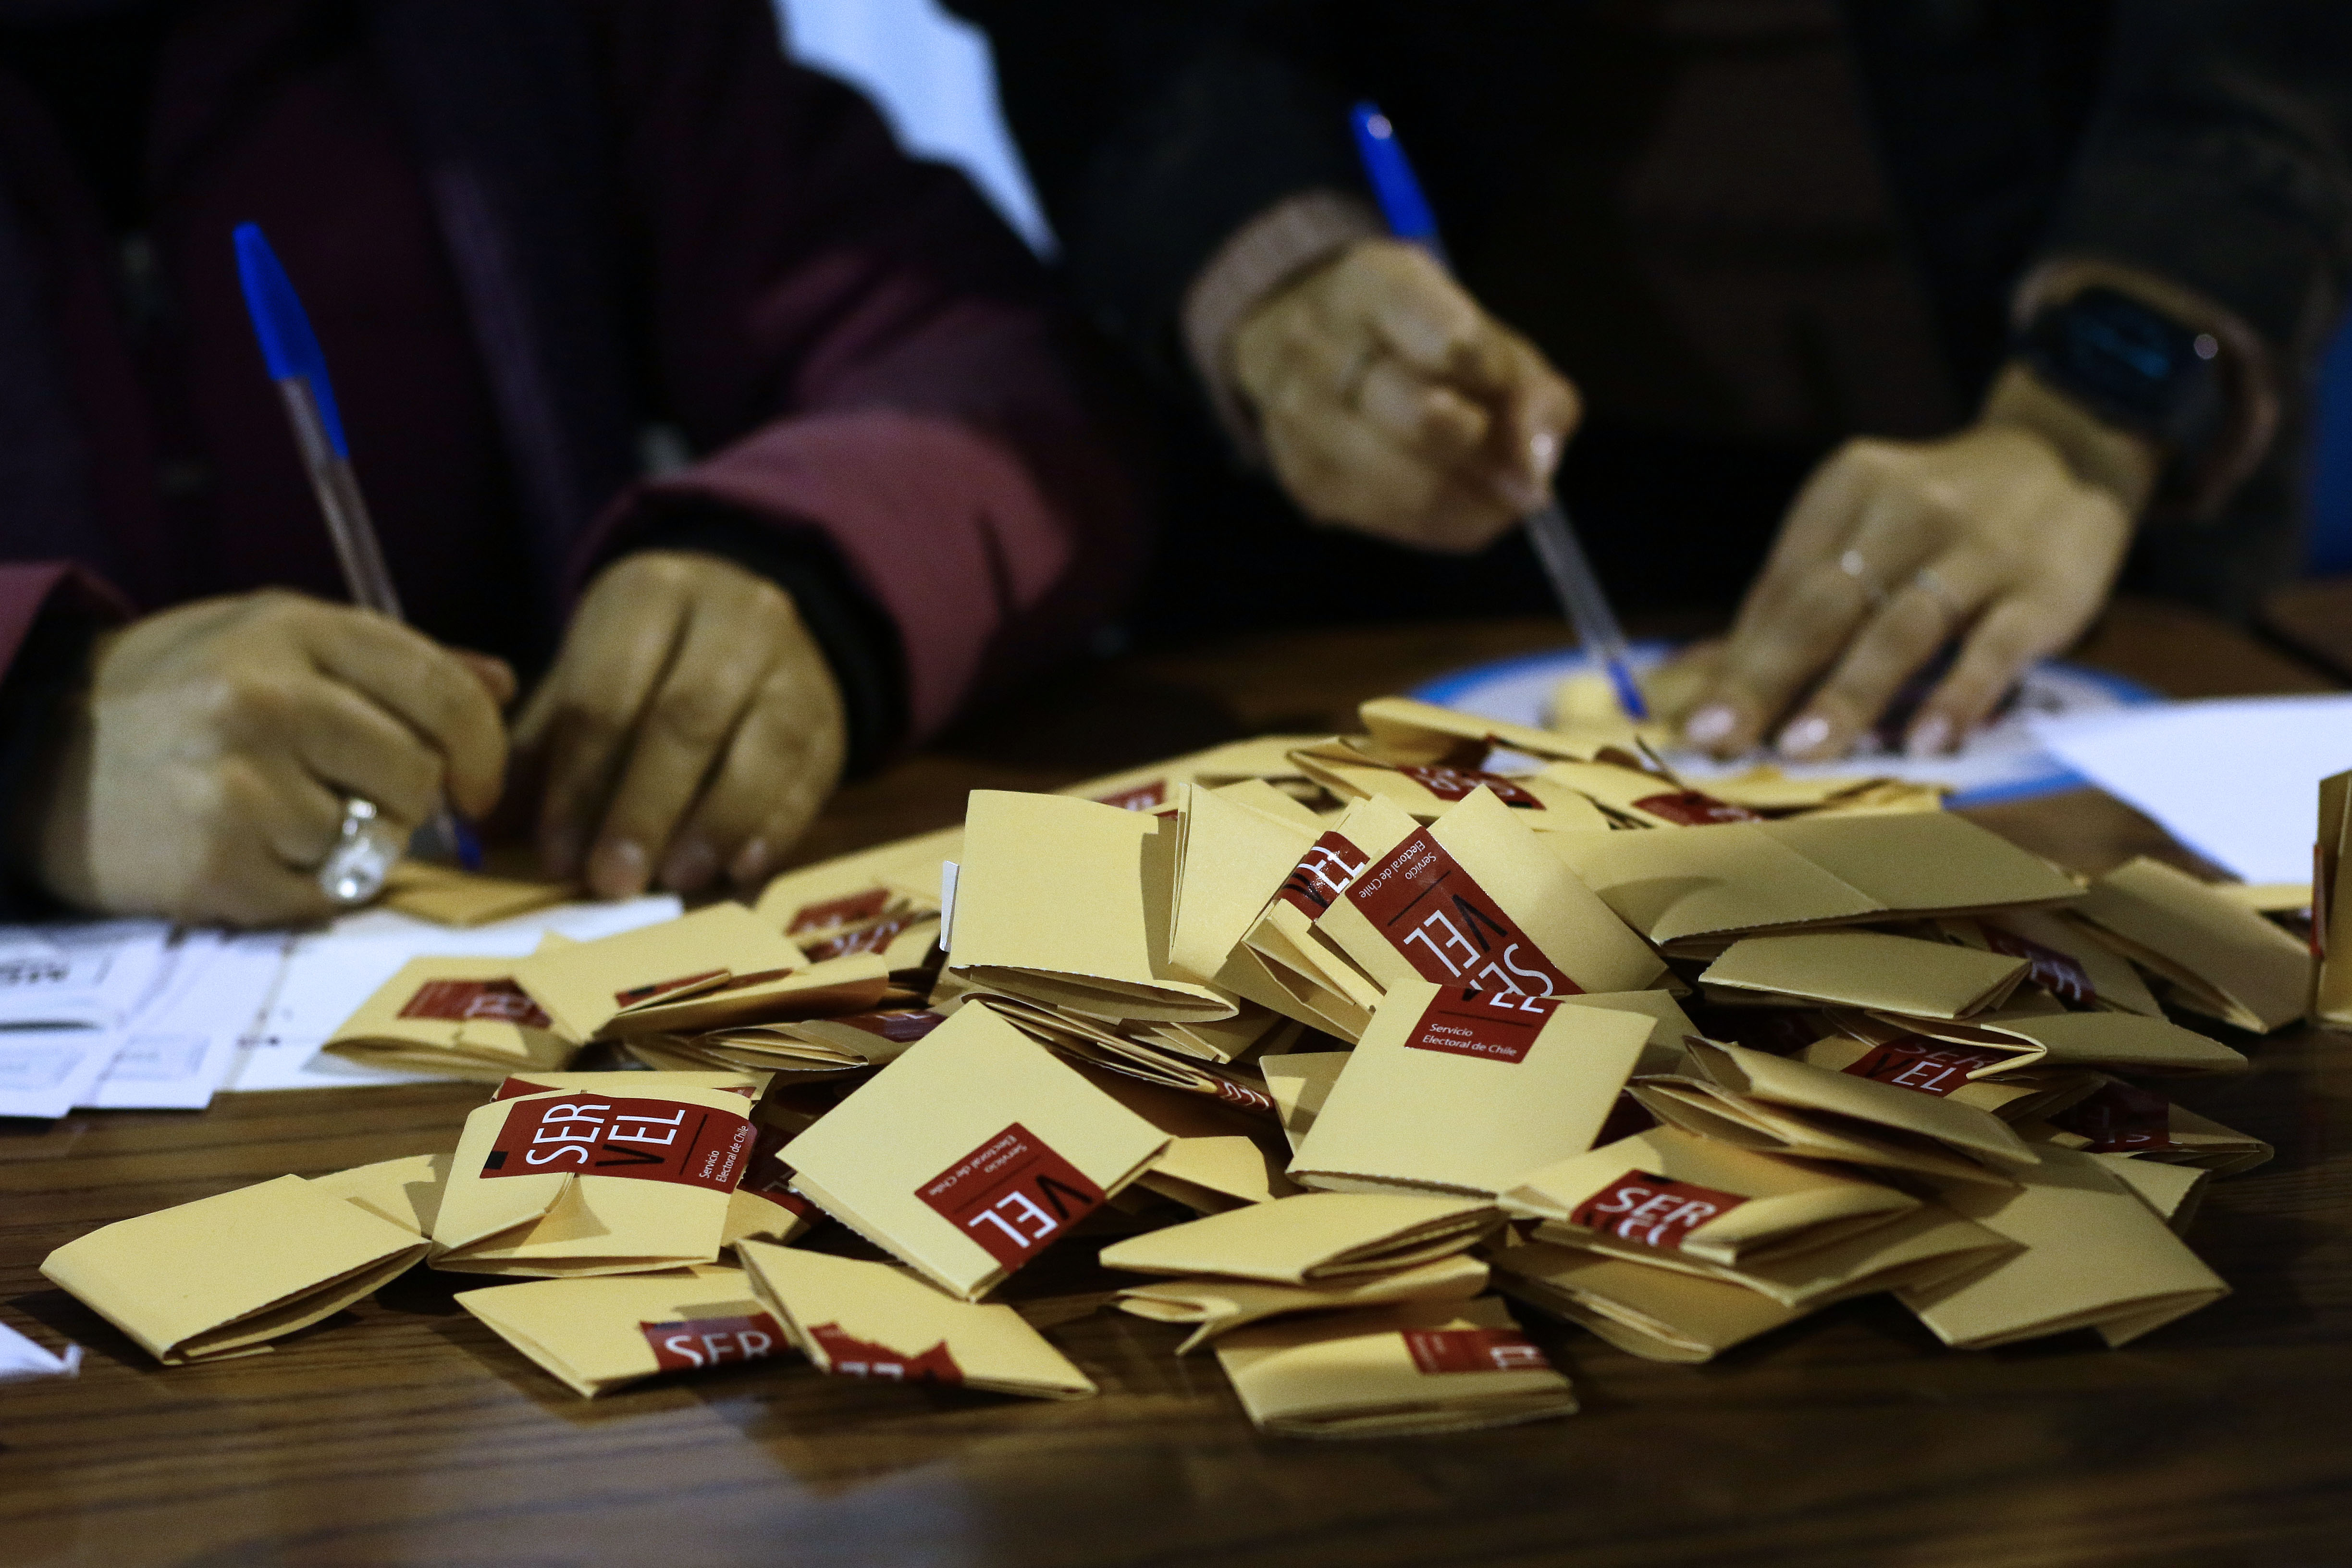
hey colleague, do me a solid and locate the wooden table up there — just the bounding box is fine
[5,598,2347,1568]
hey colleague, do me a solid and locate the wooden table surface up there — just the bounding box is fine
[4,598,2347,1568]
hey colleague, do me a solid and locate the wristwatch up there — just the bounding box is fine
[2016,286,2226,459]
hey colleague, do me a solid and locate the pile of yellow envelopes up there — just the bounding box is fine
[41,697,2311,1437]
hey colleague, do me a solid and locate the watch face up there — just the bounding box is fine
[2021,286,2223,446]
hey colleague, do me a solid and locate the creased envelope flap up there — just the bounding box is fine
[308,1152,452,1237]
[1898,1144,2228,1348]
[1889,1010,2247,1075]
[1490,1243,1805,1363]
[514,903,802,1042]
[1214,1296,1575,1436]
[1701,931,2026,1019]
[1547,823,1881,944]
[455,1266,782,1397]
[779,1002,1170,1299]
[1696,1040,2037,1167]
[1168,784,1318,986]
[737,1241,1094,1397]
[598,954,892,1038]
[2071,857,2309,1032]
[1097,1190,1499,1284]
[1262,1052,1351,1156]
[1290,982,1650,1196]
[41,1174,426,1363]
[1761,813,2080,914]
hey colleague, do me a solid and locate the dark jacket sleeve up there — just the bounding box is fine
[579,0,1146,750]
[945,0,1364,397]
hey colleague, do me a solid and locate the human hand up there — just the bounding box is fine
[27,590,511,926]
[1682,373,2156,761]
[519,551,846,901]
[1229,239,1580,552]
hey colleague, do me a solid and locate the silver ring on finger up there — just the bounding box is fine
[1912,565,1965,625]
[317,796,401,907]
[1839,548,1888,610]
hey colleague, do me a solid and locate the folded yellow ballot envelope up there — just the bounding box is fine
[1699,930,2028,1019]
[1955,910,2162,1017]
[1288,981,1650,1197]
[1633,1039,2038,1185]
[1794,1033,2103,1123]
[1500,1125,1919,1268]
[1097,1191,1501,1285]
[737,1241,1095,1399]
[2093,1153,2211,1232]
[456,1265,790,1398]
[1876,1007,2248,1077]
[42,1174,428,1364]
[2069,856,2309,1034]
[1165,781,1320,989]
[1214,1296,1576,1438]
[1117,1253,1490,1353]
[593,954,893,1039]
[1897,1144,2229,1348]
[1238,797,1416,1039]
[1136,1134,1302,1213]
[324,956,576,1080]
[1534,759,1765,829]
[779,1001,1170,1300]
[1490,1242,1808,1363]
[946,790,1236,1024]
[492,1070,766,1100]
[1549,811,2079,951]
[2042,1077,2274,1175]
[754,823,957,932]
[430,1085,759,1277]
[1290,738,1612,827]
[1357,694,1610,767]
[308,1152,452,1237]
[1314,787,1666,999]
[380,861,572,927]
[971,991,1279,1114]
[1556,989,1701,1076]
[513,901,806,1043]
[685,1008,947,1075]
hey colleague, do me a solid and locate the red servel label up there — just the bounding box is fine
[1979,924,2095,1006]
[1404,986,1558,1064]
[640,1313,788,1373]
[1094,780,1168,812]
[804,913,930,963]
[1842,1036,2015,1097]
[1403,1326,1553,1375]
[788,888,891,935]
[1630,791,1762,826]
[1395,765,1543,809]
[1568,1170,1748,1250]
[917,1122,1106,1274]
[480,1092,754,1193]
[1341,829,1580,1000]
[1275,832,1370,917]
[399,978,550,1028]
[807,1322,963,1384]
[2051,1081,2176,1152]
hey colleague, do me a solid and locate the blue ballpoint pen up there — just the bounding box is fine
[1349,102,1650,721]
[234,222,483,877]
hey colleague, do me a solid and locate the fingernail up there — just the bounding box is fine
[541,824,582,880]
[730,837,774,889]
[1906,714,1954,759]
[1684,704,1738,747]
[588,838,647,901]
[1776,713,1834,759]
[660,836,718,894]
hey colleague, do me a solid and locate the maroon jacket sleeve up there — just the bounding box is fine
[0,563,127,676]
[579,0,1145,747]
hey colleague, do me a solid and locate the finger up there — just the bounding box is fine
[1340,242,1489,379]
[1684,558,1882,756]
[1278,410,1519,551]
[586,585,788,899]
[226,753,351,878]
[1353,354,1494,469]
[451,650,518,707]
[296,610,508,817]
[1488,336,1580,506]
[666,661,847,896]
[533,584,694,879]
[1771,554,1997,760]
[1915,588,2080,747]
[286,679,444,826]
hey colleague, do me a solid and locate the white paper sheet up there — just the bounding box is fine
[81,932,291,1111]
[2030,695,2352,885]
[0,920,169,1030]
[0,1321,79,1383]
[0,1028,118,1120]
